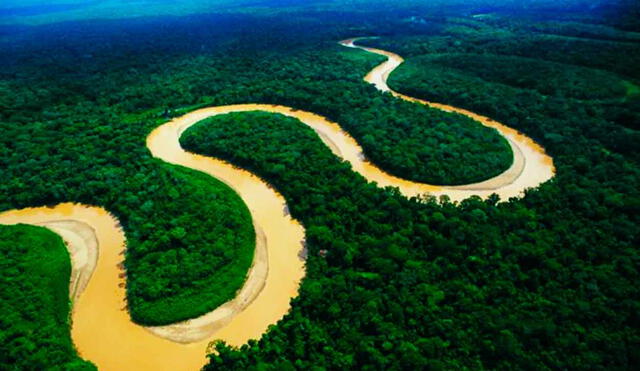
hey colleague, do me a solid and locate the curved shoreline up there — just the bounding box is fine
[340,38,555,201]
[0,38,555,370]
[144,223,269,344]
[40,219,100,302]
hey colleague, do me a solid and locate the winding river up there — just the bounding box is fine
[0,39,554,370]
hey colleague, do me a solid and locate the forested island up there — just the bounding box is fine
[0,0,639,370]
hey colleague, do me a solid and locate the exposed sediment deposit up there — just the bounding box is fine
[0,38,555,371]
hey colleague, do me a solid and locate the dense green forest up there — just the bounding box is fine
[395,53,632,100]
[125,165,256,325]
[1,142,257,327]
[365,18,640,134]
[183,107,638,370]
[0,1,639,369]
[0,32,514,185]
[0,225,96,370]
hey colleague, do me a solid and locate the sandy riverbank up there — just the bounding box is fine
[0,38,555,371]
[340,38,555,201]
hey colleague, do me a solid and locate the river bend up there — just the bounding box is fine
[0,39,555,370]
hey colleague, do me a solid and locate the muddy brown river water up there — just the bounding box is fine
[0,39,554,370]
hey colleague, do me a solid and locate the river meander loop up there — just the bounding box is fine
[0,39,554,370]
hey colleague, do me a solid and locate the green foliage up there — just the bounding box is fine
[0,225,96,370]
[126,165,255,325]
[396,53,629,100]
[366,21,640,79]
[365,16,640,134]
[0,20,513,186]
[1,5,640,370]
[0,104,256,326]
[182,104,639,369]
